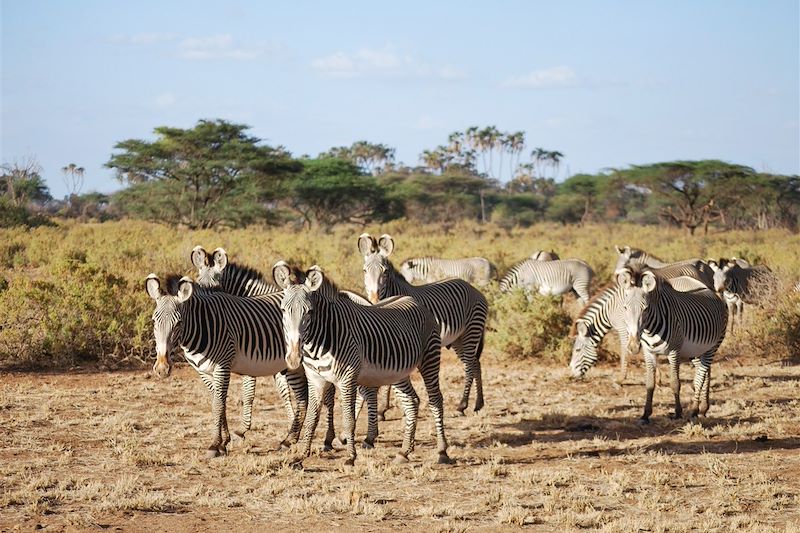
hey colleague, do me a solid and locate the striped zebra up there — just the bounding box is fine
[530,250,560,261]
[708,259,775,332]
[191,246,288,440]
[613,245,670,271]
[570,276,710,382]
[617,267,728,423]
[499,258,594,305]
[272,262,450,466]
[614,246,714,289]
[192,245,386,445]
[399,256,496,286]
[146,274,309,457]
[359,233,488,415]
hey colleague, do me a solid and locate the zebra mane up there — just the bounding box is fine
[575,281,617,322]
[225,261,272,284]
[630,247,666,263]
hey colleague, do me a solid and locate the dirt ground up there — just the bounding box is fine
[1,352,799,532]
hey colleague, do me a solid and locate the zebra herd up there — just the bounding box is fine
[145,236,780,464]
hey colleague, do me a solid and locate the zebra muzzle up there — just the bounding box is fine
[286,342,303,371]
[627,337,641,355]
[153,353,171,378]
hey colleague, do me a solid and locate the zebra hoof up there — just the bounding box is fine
[344,457,356,467]
[669,412,682,420]
[437,452,452,465]
[362,440,375,450]
[393,453,410,464]
[454,409,466,418]
[206,447,222,459]
[232,429,246,441]
[637,417,650,426]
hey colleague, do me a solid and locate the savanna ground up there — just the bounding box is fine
[1,220,799,531]
[2,353,799,532]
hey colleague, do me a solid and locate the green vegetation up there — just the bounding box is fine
[0,220,797,370]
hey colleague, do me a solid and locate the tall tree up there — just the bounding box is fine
[107,119,300,228]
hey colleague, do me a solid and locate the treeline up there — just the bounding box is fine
[3,119,799,234]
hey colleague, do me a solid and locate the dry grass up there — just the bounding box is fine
[1,355,799,531]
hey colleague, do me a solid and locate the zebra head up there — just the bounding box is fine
[145,274,193,378]
[359,233,394,304]
[570,320,597,378]
[613,245,634,272]
[708,260,732,294]
[617,268,657,355]
[192,245,228,288]
[273,261,323,371]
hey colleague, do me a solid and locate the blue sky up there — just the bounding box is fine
[2,0,798,198]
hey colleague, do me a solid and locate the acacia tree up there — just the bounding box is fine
[319,141,396,175]
[622,160,755,235]
[107,119,300,228]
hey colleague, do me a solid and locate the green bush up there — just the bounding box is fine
[486,288,573,360]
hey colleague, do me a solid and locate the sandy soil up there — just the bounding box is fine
[1,352,799,532]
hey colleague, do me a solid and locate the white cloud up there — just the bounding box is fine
[311,46,465,80]
[502,66,581,89]
[177,34,261,60]
[154,92,177,108]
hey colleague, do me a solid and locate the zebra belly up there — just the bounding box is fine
[535,281,572,296]
[303,352,338,384]
[230,356,286,377]
[643,333,716,359]
[357,361,414,388]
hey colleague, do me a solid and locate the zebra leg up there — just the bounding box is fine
[473,334,485,412]
[233,375,256,440]
[419,348,451,464]
[207,365,231,458]
[391,378,420,463]
[639,352,657,424]
[338,377,359,466]
[322,382,336,452]
[667,351,682,419]
[452,334,481,415]
[690,353,714,418]
[699,363,712,416]
[377,385,392,421]
[274,371,295,428]
[282,369,308,449]
[294,375,325,463]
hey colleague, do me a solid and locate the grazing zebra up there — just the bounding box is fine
[191,246,288,439]
[708,259,775,332]
[399,256,496,286]
[617,267,728,423]
[613,245,670,271]
[530,250,560,261]
[359,233,488,415]
[499,258,594,305]
[570,276,710,382]
[272,262,450,466]
[614,246,714,288]
[146,274,309,457]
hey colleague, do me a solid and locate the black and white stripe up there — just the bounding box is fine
[617,267,728,423]
[500,258,594,304]
[360,233,489,415]
[146,274,307,457]
[273,263,449,466]
[399,256,496,286]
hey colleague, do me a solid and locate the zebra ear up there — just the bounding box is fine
[211,248,228,272]
[272,261,292,289]
[145,274,162,300]
[306,266,324,292]
[377,234,394,257]
[191,246,208,269]
[708,260,719,271]
[642,271,657,293]
[177,276,194,302]
[614,245,623,254]
[616,269,632,287]
[358,233,376,256]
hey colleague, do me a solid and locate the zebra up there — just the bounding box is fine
[272,262,450,467]
[570,276,711,382]
[191,246,287,440]
[499,258,594,305]
[398,256,496,286]
[530,250,560,261]
[359,233,488,415]
[613,245,671,271]
[614,246,714,288]
[708,259,775,332]
[617,267,728,423]
[192,245,388,445]
[146,273,310,457]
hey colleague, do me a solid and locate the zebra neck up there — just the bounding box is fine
[382,265,415,298]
